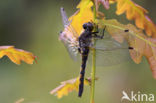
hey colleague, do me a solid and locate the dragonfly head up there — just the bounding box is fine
[83,22,93,31]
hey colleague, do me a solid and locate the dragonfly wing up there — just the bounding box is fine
[60,7,70,27]
[89,37,131,66]
[59,8,80,61]
[95,48,131,66]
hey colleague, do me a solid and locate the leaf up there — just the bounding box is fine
[15,98,24,103]
[69,0,94,35]
[50,77,91,98]
[145,38,156,79]
[0,46,36,65]
[97,19,156,79]
[95,0,110,11]
[109,0,156,37]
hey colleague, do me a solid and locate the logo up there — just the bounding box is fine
[121,91,155,102]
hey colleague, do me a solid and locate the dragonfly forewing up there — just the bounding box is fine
[60,7,70,27]
[60,8,80,61]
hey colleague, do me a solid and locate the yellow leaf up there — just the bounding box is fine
[0,46,36,65]
[109,0,156,37]
[69,0,94,35]
[50,77,91,98]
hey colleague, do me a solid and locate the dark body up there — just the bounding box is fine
[78,22,104,97]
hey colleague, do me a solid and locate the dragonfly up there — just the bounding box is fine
[59,7,133,97]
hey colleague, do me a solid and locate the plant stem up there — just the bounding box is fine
[90,48,96,103]
[90,1,97,103]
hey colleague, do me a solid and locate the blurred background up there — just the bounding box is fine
[0,0,156,103]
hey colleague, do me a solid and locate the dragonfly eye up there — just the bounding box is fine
[83,22,93,31]
[83,24,87,29]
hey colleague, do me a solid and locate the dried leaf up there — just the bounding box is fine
[109,0,156,37]
[15,98,24,103]
[50,77,91,98]
[0,46,36,65]
[145,39,156,79]
[95,0,110,10]
[97,19,156,79]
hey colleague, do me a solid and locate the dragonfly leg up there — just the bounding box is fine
[101,26,106,39]
[92,26,106,39]
[91,31,100,38]
[92,31,99,34]
[78,47,82,54]
[91,24,99,34]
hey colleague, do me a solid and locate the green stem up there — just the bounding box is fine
[90,1,97,103]
[90,48,96,103]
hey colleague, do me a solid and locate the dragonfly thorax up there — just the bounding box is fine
[79,22,94,49]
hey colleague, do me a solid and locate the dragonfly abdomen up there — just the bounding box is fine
[78,48,89,97]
